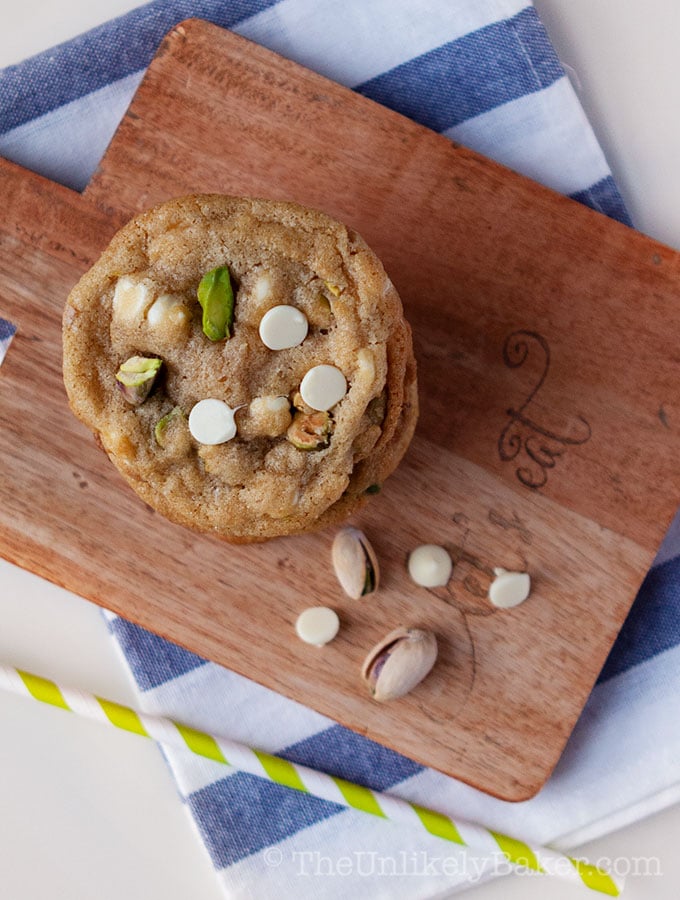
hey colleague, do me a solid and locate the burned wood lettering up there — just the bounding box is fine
[498,330,592,489]
[429,543,495,617]
[487,508,532,545]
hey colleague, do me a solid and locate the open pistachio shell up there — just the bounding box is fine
[361,627,437,702]
[332,527,379,599]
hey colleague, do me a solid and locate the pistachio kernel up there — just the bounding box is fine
[197,265,234,341]
[115,356,162,406]
[286,409,333,450]
[292,391,314,415]
[366,392,387,426]
[154,406,186,447]
[305,292,333,330]
[323,280,341,297]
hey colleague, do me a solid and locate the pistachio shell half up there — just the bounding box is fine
[332,527,379,599]
[361,627,437,702]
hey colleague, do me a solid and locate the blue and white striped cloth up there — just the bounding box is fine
[2,1,678,896]
[0,319,16,367]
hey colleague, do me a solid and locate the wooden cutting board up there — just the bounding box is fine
[1,18,679,801]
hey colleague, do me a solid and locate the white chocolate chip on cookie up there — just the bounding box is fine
[253,272,273,302]
[240,395,292,438]
[300,365,347,411]
[189,399,237,445]
[111,276,153,324]
[259,305,309,350]
[147,294,191,330]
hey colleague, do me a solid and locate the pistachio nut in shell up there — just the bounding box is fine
[361,627,437,702]
[332,527,379,599]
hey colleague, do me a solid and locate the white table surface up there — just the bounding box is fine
[2,2,680,897]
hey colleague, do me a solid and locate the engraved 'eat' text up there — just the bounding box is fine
[498,330,591,489]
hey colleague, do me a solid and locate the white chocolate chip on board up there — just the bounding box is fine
[489,570,531,609]
[408,544,453,588]
[295,607,340,647]
[188,399,237,445]
[259,305,309,350]
[299,365,347,411]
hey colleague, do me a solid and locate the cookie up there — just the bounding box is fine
[63,195,418,541]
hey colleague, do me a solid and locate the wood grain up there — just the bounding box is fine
[1,19,679,799]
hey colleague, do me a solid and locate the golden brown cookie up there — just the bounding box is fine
[63,195,418,541]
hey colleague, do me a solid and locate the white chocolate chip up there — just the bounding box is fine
[241,395,292,438]
[295,607,340,647]
[353,348,377,393]
[299,365,347,411]
[147,294,190,329]
[254,273,273,302]
[408,544,453,588]
[259,305,309,350]
[251,395,290,415]
[357,348,375,379]
[112,276,153,324]
[188,399,237,445]
[488,571,531,609]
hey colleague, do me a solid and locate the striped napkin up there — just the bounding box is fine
[0,319,16,367]
[2,1,678,896]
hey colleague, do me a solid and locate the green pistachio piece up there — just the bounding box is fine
[115,356,162,405]
[366,392,387,425]
[154,406,185,447]
[197,265,234,341]
[286,410,333,450]
[365,483,381,495]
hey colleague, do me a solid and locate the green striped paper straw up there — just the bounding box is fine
[1,665,619,895]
